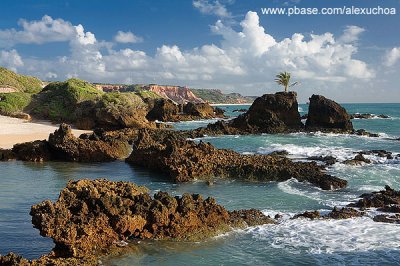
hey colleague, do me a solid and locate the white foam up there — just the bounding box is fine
[246,217,400,254]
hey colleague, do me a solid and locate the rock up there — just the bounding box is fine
[213,107,225,116]
[373,214,400,224]
[232,109,248,113]
[307,155,337,165]
[269,150,289,157]
[30,179,274,258]
[9,112,31,120]
[305,95,353,133]
[350,113,390,119]
[126,129,347,190]
[348,185,400,209]
[377,205,400,213]
[230,92,303,133]
[0,149,16,161]
[146,99,179,121]
[0,253,30,266]
[354,129,379,138]
[326,207,364,219]
[47,124,131,162]
[12,140,53,162]
[292,210,321,220]
[183,102,216,118]
[300,114,308,120]
[377,114,390,119]
[343,153,371,165]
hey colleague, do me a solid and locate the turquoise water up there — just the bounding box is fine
[0,103,400,265]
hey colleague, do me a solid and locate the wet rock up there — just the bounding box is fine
[230,92,303,134]
[373,214,400,224]
[126,129,347,190]
[348,185,400,209]
[229,209,275,226]
[305,95,353,133]
[350,113,390,119]
[269,150,289,157]
[354,129,379,138]
[292,210,321,220]
[307,155,337,165]
[232,109,248,113]
[343,153,371,165]
[377,204,400,213]
[377,114,390,119]
[213,107,225,116]
[30,179,274,258]
[12,140,53,162]
[326,207,364,219]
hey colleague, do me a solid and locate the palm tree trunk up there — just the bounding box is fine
[285,85,288,93]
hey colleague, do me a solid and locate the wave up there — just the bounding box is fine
[258,143,400,165]
[246,216,400,254]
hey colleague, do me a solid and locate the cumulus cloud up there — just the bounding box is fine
[0,15,76,47]
[114,31,143,43]
[0,49,24,71]
[193,0,231,17]
[384,47,400,66]
[1,12,380,101]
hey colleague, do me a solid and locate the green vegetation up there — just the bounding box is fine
[99,92,146,111]
[125,85,163,100]
[191,89,255,104]
[30,78,103,121]
[0,67,43,93]
[274,72,299,93]
[0,92,32,115]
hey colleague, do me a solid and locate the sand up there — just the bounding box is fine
[0,115,91,149]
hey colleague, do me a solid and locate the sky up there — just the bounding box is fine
[0,0,399,103]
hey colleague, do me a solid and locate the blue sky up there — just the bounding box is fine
[0,0,399,102]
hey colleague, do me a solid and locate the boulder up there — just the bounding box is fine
[12,140,53,162]
[146,98,179,121]
[0,149,16,161]
[230,92,303,133]
[305,95,353,132]
[30,179,275,258]
[183,102,216,118]
[126,129,347,190]
[348,185,400,209]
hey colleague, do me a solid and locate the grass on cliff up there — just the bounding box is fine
[99,92,147,112]
[29,78,103,121]
[191,89,255,104]
[0,67,43,93]
[0,92,32,115]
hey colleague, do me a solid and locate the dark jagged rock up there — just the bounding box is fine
[354,129,379,138]
[292,210,321,220]
[48,124,131,162]
[307,155,337,165]
[359,150,394,159]
[326,207,364,219]
[305,95,353,133]
[126,129,347,190]
[230,92,303,134]
[213,107,225,116]
[348,185,400,209]
[232,109,248,113]
[183,102,215,118]
[343,153,371,165]
[373,214,400,224]
[269,150,289,157]
[0,148,16,161]
[350,113,390,119]
[12,140,53,162]
[30,179,275,259]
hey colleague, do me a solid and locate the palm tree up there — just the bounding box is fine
[275,72,299,93]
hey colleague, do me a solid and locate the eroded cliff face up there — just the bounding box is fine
[143,85,204,104]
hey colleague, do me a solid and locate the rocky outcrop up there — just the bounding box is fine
[48,124,131,162]
[343,154,371,165]
[12,140,53,162]
[348,185,400,209]
[230,92,303,134]
[0,148,16,161]
[144,85,204,103]
[350,113,390,119]
[183,102,215,118]
[305,95,353,132]
[146,98,179,121]
[29,179,274,259]
[126,129,347,190]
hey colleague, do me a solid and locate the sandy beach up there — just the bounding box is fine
[0,115,90,149]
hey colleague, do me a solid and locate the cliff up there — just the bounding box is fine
[143,84,204,104]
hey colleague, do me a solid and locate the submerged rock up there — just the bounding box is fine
[348,185,400,209]
[126,129,347,190]
[350,113,390,119]
[30,179,274,258]
[343,153,371,165]
[307,155,337,165]
[354,129,379,138]
[305,95,353,133]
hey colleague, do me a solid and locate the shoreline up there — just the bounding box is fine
[210,103,252,106]
[0,115,91,149]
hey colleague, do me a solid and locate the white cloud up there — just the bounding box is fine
[114,31,143,43]
[1,13,386,102]
[384,47,400,66]
[193,0,231,17]
[0,15,76,47]
[0,49,24,71]
[338,25,365,43]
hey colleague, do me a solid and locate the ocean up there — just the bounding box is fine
[0,103,399,265]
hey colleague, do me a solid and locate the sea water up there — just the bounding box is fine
[0,103,399,265]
